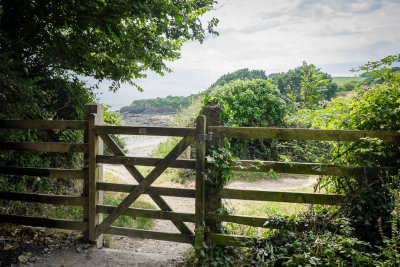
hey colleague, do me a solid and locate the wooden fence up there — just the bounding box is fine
[0,103,399,251]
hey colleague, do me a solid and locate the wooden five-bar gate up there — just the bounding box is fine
[0,103,399,251]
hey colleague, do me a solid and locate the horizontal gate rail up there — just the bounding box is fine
[231,160,399,178]
[0,166,87,179]
[208,233,251,247]
[0,214,87,231]
[0,191,87,206]
[0,142,88,153]
[219,188,345,205]
[97,205,195,222]
[0,119,88,130]
[97,182,195,198]
[95,125,195,137]
[207,213,270,228]
[209,126,400,143]
[104,227,194,244]
[97,155,195,169]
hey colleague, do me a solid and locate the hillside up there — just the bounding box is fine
[120,95,196,114]
[119,68,267,114]
[119,67,385,115]
[332,76,366,86]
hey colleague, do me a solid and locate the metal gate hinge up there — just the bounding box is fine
[196,132,213,141]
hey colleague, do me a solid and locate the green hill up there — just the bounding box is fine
[332,77,366,87]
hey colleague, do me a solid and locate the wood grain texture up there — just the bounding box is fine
[97,182,195,198]
[95,125,195,137]
[0,166,87,179]
[97,205,195,222]
[0,214,87,231]
[0,142,88,153]
[0,191,87,206]
[219,188,345,205]
[0,120,87,130]
[232,160,398,178]
[209,126,400,143]
[105,227,194,244]
[195,115,206,252]
[97,155,195,169]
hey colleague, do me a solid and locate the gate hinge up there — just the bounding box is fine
[196,132,213,141]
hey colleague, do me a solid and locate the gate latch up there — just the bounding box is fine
[196,132,213,141]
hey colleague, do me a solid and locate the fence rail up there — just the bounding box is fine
[97,155,195,169]
[0,116,89,239]
[0,166,87,179]
[1,103,398,251]
[95,125,196,137]
[209,126,400,143]
[0,141,89,153]
[0,119,88,130]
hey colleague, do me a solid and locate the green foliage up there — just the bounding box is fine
[170,97,204,127]
[300,61,330,109]
[207,68,268,92]
[0,0,218,91]
[379,171,400,266]
[189,213,379,266]
[207,79,286,127]
[206,79,286,160]
[332,76,366,87]
[271,62,338,110]
[205,143,237,191]
[103,106,127,155]
[123,68,267,117]
[292,56,400,245]
[103,195,156,230]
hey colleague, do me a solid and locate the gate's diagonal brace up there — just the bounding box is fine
[95,136,194,238]
[99,134,193,235]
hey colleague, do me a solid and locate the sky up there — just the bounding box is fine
[96,0,400,110]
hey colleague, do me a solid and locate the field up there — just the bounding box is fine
[332,76,366,86]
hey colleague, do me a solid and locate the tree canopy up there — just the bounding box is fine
[207,68,267,91]
[0,0,218,91]
[271,62,337,109]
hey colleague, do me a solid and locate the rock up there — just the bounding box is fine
[120,104,177,115]
[3,243,16,251]
[76,246,83,253]
[18,254,29,263]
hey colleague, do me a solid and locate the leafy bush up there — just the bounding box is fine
[206,79,286,160]
[292,57,400,245]
[271,62,338,109]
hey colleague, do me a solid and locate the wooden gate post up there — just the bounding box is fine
[83,103,104,247]
[194,115,206,254]
[203,104,223,233]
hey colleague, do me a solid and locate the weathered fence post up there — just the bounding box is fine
[203,104,223,234]
[83,103,104,247]
[194,115,206,255]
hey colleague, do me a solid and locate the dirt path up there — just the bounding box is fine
[102,133,317,258]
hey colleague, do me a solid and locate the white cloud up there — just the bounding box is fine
[98,0,400,108]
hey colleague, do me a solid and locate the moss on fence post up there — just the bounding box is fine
[203,104,223,234]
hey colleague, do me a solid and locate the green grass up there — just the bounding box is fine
[332,76,366,86]
[103,170,157,229]
[103,193,157,229]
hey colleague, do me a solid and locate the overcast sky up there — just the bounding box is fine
[96,0,400,110]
